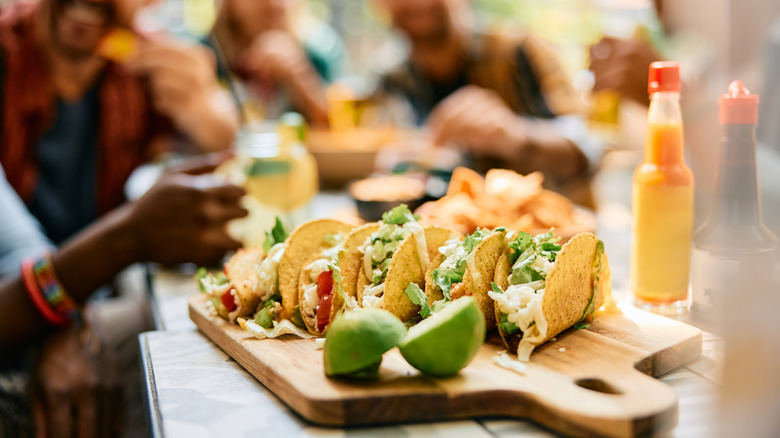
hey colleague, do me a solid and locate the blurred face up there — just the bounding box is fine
[48,0,147,59]
[227,0,292,38]
[381,0,452,45]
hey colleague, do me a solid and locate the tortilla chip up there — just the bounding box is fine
[277,219,354,320]
[447,167,485,198]
[224,247,266,316]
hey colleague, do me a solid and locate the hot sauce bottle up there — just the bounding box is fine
[630,62,694,314]
[691,81,777,325]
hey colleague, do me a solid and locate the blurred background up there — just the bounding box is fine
[3,0,780,435]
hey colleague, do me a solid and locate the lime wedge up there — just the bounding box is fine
[399,296,486,377]
[324,308,407,378]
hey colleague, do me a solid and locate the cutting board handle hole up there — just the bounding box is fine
[575,378,622,395]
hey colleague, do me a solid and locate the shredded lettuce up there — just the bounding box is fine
[432,261,465,300]
[432,228,496,299]
[507,231,561,286]
[263,217,289,253]
[404,284,431,318]
[196,267,208,292]
[498,313,520,335]
[381,204,420,225]
[196,268,228,292]
[508,231,561,263]
[461,228,491,252]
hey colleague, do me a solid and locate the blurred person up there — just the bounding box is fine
[0,0,239,245]
[589,37,661,107]
[211,0,344,126]
[0,157,247,437]
[374,0,595,204]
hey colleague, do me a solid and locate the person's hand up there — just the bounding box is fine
[590,37,661,106]
[31,322,123,438]
[428,86,527,161]
[129,38,238,151]
[123,154,248,266]
[242,30,314,87]
[130,38,219,120]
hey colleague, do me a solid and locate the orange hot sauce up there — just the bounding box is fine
[630,62,694,314]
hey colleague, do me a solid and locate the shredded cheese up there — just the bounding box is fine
[256,243,285,302]
[493,351,527,374]
[363,245,373,280]
[362,283,385,308]
[489,283,549,362]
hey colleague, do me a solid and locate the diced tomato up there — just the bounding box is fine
[223,265,228,275]
[317,270,334,298]
[221,289,237,312]
[316,293,333,332]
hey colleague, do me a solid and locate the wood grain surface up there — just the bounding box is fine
[189,294,701,438]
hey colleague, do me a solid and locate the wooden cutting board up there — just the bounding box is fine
[189,294,701,438]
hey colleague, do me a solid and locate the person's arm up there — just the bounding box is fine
[0,162,247,354]
[427,86,588,179]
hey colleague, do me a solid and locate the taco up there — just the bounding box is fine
[296,223,377,335]
[490,231,611,361]
[424,228,508,330]
[355,205,460,322]
[276,218,354,323]
[197,247,268,322]
[199,217,353,328]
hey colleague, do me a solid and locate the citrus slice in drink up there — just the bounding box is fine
[399,296,485,377]
[323,308,407,378]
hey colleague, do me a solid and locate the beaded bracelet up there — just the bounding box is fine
[21,254,82,327]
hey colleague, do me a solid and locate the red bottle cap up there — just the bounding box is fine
[648,61,681,94]
[718,80,759,125]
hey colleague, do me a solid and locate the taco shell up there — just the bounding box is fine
[277,219,354,319]
[494,232,611,355]
[339,223,382,301]
[223,247,266,316]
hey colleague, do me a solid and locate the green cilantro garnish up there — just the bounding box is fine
[263,217,289,253]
